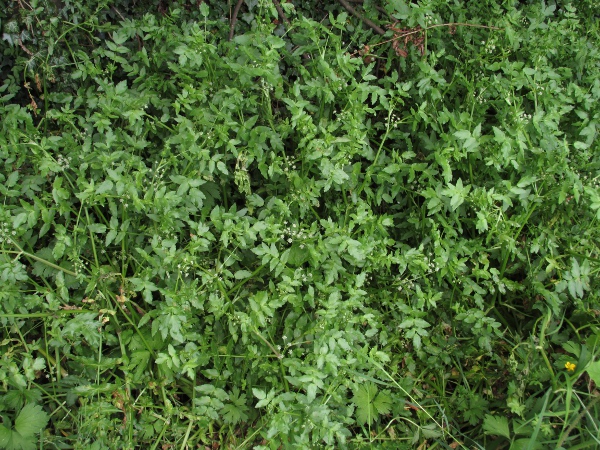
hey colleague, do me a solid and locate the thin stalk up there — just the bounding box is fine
[2,247,79,278]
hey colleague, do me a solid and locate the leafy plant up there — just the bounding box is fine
[0,404,49,450]
[1,0,599,448]
[352,381,392,426]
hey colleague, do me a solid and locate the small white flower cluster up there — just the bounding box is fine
[424,14,435,26]
[118,193,131,209]
[113,250,128,262]
[396,278,415,292]
[280,221,316,249]
[176,255,193,278]
[333,108,350,122]
[283,155,297,173]
[294,267,313,283]
[0,223,16,244]
[474,89,486,104]
[72,257,89,275]
[582,174,600,189]
[426,253,440,272]
[56,154,72,171]
[517,111,532,123]
[389,111,401,129]
[260,78,274,93]
[146,165,167,190]
[481,40,496,54]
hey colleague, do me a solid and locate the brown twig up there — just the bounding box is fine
[351,22,503,57]
[273,0,290,26]
[111,6,126,21]
[229,0,245,41]
[338,0,386,35]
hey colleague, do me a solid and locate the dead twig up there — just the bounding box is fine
[111,6,126,21]
[338,0,386,35]
[273,0,290,26]
[352,22,503,58]
[229,0,245,41]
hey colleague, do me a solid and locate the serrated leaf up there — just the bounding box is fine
[0,426,11,448]
[373,390,392,415]
[492,126,506,142]
[287,243,308,267]
[14,403,48,438]
[95,180,113,195]
[105,228,117,246]
[252,388,266,400]
[221,403,247,425]
[234,270,252,280]
[586,361,600,386]
[307,383,318,402]
[483,414,510,439]
[1,430,37,450]
[352,382,389,425]
[52,241,65,260]
[88,223,107,233]
[12,213,28,229]
[454,129,471,140]
[115,80,128,95]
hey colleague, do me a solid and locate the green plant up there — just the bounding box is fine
[0,403,49,450]
[1,0,599,448]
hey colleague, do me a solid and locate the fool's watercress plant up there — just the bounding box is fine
[1,0,599,448]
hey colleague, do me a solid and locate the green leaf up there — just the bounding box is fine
[233,35,252,45]
[221,403,246,425]
[12,213,27,229]
[454,129,471,140]
[483,414,511,439]
[115,80,128,95]
[221,387,249,425]
[287,243,308,267]
[234,270,252,280]
[6,171,19,187]
[0,426,11,448]
[199,2,209,16]
[352,382,391,425]
[88,223,107,233]
[252,388,266,400]
[95,180,113,195]
[586,360,600,386]
[510,438,544,450]
[373,390,392,415]
[0,404,50,450]
[463,394,488,425]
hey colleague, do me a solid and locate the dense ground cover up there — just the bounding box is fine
[1,0,600,448]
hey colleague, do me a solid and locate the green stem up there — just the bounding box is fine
[2,247,79,278]
[227,263,267,297]
[556,393,600,449]
[356,107,395,197]
[0,310,92,319]
[85,208,100,269]
[538,307,556,389]
[252,328,282,359]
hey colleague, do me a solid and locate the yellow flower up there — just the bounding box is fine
[565,362,576,372]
